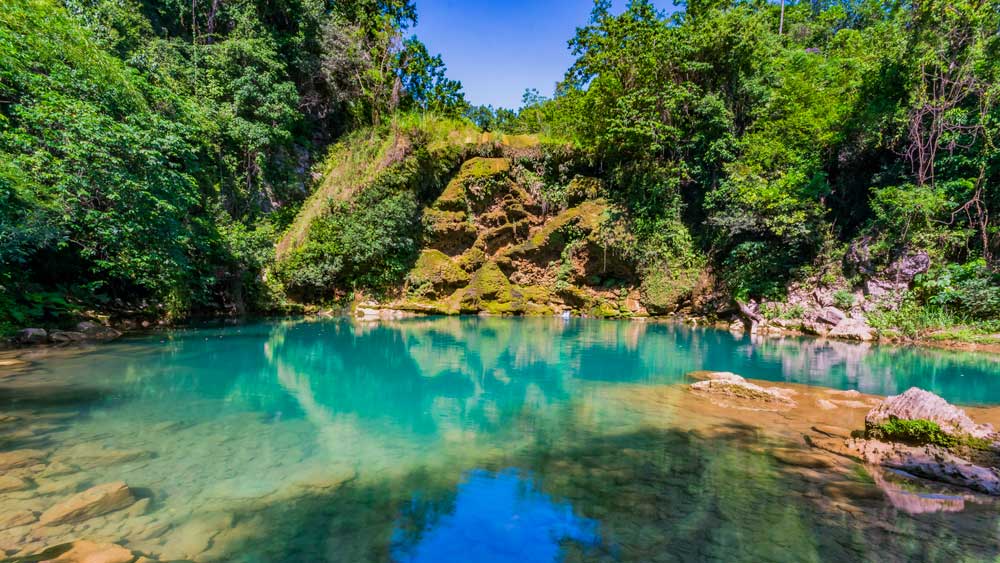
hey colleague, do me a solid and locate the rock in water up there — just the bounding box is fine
[865,387,996,441]
[39,482,136,526]
[690,373,796,405]
[0,449,47,470]
[49,331,87,344]
[14,328,47,345]
[35,540,136,563]
[828,318,875,341]
[76,321,122,341]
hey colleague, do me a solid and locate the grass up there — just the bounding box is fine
[868,301,1000,344]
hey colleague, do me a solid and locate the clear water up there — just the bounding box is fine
[2,317,999,562]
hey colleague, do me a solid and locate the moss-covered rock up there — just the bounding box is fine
[406,250,470,298]
[422,208,477,255]
[639,264,700,314]
[462,261,512,306]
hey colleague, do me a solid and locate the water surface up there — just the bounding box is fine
[1,317,999,562]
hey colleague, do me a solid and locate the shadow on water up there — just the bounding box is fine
[209,424,1000,563]
[0,384,109,410]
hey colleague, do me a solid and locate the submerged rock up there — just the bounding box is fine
[39,482,136,526]
[0,474,31,493]
[33,540,137,563]
[865,387,996,441]
[0,448,47,470]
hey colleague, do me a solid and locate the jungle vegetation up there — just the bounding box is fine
[1,0,997,337]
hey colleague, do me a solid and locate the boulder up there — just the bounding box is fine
[14,328,47,346]
[49,331,87,345]
[75,322,122,341]
[39,482,136,526]
[799,321,829,336]
[865,387,996,441]
[816,306,847,326]
[884,250,931,282]
[828,318,875,341]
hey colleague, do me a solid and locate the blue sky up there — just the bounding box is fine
[412,0,678,109]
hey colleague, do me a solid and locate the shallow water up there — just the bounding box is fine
[1,317,999,562]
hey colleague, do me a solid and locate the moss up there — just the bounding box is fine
[462,261,512,304]
[589,301,623,318]
[406,250,469,298]
[526,199,608,249]
[639,265,700,314]
[461,157,510,179]
[565,176,603,205]
[456,246,487,272]
[868,417,991,449]
[434,177,469,212]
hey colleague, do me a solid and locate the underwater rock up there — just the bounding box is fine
[55,443,154,468]
[0,509,36,531]
[39,482,136,526]
[866,387,996,441]
[770,448,835,469]
[871,469,968,515]
[0,474,31,493]
[37,540,137,563]
[0,449,47,470]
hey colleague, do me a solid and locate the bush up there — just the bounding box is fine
[916,259,1000,320]
[833,289,855,309]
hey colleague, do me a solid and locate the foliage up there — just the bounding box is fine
[0,0,466,332]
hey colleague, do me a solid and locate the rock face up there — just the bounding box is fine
[39,482,136,526]
[15,328,47,345]
[865,387,996,441]
[377,156,645,318]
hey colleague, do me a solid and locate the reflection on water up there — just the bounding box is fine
[391,469,600,563]
[0,316,999,562]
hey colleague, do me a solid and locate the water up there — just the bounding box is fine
[1,317,999,562]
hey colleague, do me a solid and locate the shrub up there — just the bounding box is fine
[833,289,855,309]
